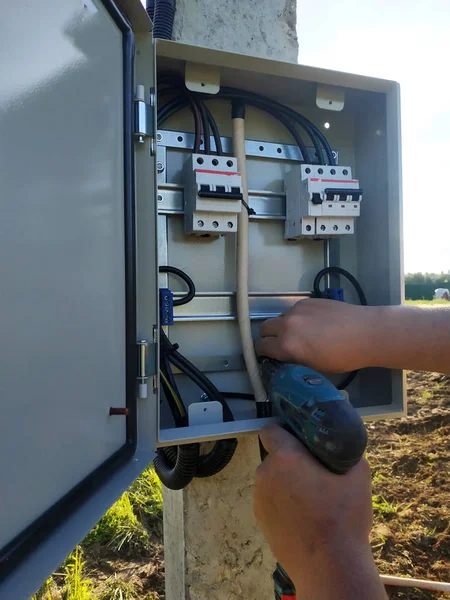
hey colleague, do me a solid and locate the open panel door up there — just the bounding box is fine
[0,2,157,598]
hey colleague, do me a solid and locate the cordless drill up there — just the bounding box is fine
[258,358,368,599]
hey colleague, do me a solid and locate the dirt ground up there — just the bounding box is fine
[79,371,450,600]
[369,371,450,599]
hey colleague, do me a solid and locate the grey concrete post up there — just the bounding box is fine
[163,3,298,598]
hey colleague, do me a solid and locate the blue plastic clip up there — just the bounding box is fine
[324,288,345,302]
[159,288,174,325]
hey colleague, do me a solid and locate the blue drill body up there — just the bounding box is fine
[260,358,367,474]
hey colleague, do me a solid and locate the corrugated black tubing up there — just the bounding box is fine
[152,0,176,40]
[153,444,200,490]
[145,0,155,22]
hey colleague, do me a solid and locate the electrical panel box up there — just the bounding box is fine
[0,0,404,596]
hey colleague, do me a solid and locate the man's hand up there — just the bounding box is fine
[255,299,450,375]
[254,424,387,599]
[255,298,379,373]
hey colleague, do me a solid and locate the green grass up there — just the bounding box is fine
[30,577,54,600]
[64,547,96,600]
[99,576,137,600]
[405,299,449,305]
[83,491,150,555]
[32,467,163,599]
[372,495,399,519]
[128,466,163,520]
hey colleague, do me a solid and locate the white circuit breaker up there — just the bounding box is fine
[183,154,243,235]
[285,164,363,239]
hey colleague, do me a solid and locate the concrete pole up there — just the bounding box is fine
[163,2,298,598]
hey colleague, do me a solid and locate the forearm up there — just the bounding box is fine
[366,306,450,374]
[291,541,387,600]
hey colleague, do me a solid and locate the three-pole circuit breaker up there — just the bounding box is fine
[285,164,363,239]
[183,154,243,235]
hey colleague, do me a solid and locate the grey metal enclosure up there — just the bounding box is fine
[0,0,404,597]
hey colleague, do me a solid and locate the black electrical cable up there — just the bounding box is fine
[159,265,196,306]
[158,75,222,156]
[156,75,333,164]
[221,392,255,401]
[313,267,367,389]
[219,87,330,165]
[313,267,368,306]
[157,79,202,153]
[196,98,211,154]
[155,330,238,484]
[204,104,223,155]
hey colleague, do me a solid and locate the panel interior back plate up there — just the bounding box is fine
[155,42,405,446]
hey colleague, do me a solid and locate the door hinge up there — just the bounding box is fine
[134,85,154,146]
[137,340,149,398]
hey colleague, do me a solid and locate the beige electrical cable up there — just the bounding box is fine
[232,116,267,404]
[381,575,450,593]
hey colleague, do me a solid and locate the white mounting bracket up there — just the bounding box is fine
[316,84,345,111]
[188,401,224,426]
[185,62,221,94]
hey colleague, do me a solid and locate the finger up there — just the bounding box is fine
[259,424,326,470]
[259,423,303,454]
[254,336,285,358]
[260,317,284,337]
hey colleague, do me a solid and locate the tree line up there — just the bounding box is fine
[405,271,450,300]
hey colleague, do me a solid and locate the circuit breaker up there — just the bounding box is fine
[183,154,242,235]
[285,164,363,239]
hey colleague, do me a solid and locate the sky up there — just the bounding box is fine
[296,0,450,274]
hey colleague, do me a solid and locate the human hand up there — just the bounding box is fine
[255,298,381,373]
[254,424,386,599]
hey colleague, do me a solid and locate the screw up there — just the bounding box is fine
[223,360,230,368]
[212,221,219,228]
[306,225,312,232]
[333,225,338,231]
[345,225,351,231]
[197,220,204,228]
[157,194,163,203]
[227,221,233,228]
[201,393,209,401]
[157,161,165,172]
[320,225,326,231]
[157,133,162,142]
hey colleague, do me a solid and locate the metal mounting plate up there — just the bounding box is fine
[157,129,339,163]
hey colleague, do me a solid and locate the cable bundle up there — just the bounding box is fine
[157,73,334,165]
